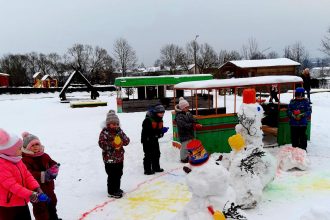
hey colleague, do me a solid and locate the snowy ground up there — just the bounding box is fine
[1,91,330,220]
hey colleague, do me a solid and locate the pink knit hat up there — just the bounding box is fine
[178,97,189,110]
[0,128,23,156]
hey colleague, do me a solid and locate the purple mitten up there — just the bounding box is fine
[45,164,60,181]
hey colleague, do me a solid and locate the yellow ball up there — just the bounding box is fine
[228,134,245,152]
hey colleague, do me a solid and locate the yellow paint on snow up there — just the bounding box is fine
[124,180,191,220]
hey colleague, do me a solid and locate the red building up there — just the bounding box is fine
[0,73,9,87]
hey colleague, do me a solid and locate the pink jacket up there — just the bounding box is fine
[0,158,40,207]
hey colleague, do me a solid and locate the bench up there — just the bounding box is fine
[262,125,278,136]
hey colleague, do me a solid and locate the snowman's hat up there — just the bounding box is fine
[186,139,209,166]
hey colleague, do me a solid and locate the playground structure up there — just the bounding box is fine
[33,72,58,88]
[114,74,213,113]
[59,70,107,107]
[172,75,310,153]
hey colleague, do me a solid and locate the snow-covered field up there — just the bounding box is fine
[1,91,330,220]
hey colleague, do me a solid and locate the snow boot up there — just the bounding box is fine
[144,170,155,175]
[108,191,123,199]
[154,168,164,173]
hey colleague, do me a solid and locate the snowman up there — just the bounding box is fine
[228,88,276,209]
[174,140,247,220]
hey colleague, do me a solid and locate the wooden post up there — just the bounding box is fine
[195,90,198,115]
[215,89,218,114]
[234,87,237,113]
[208,90,210,110]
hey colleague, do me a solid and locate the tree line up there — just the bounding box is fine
[1,28,330,87]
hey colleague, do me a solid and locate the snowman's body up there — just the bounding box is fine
[229,95,276,209]
[174,158,236,220]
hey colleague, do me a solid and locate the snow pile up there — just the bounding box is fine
[228,90,276,209]
[277,146,310,171]
[300,206,330,220]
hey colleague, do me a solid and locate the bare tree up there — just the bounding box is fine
[197,43,218,73]
[89,46,114,84]
[241,38,260,59]
[113,38,137,77]
[321,27,330,57]
[284,42,309,69]
[186,40,200,73]
[266,51,279,59]
[0,54,29,86]
[26,52,40,78]
[218,50,242,65]
[67,43,93,72]
[160,43,186,73]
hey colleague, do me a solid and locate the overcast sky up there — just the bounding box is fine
[1,0,330,66]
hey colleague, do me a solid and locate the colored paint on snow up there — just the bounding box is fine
[264,172,330,200]
[124,180,191,219]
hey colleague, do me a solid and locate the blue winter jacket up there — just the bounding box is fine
[287,98,312,126]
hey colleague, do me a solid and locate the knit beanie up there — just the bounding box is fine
[106,109,120,125]
[22,132,42,151]
[153,104,165,113]
[178,97,189,110]
[0,128,23,156]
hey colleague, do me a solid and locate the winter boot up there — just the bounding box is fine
[108,191,123,199]
[144,170,155,175]
[154,168,164,172]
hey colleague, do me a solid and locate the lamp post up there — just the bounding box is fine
[194,35,199,74]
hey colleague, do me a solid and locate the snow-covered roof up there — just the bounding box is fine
[224,58,300,68]
[33,72,42,78]
[41,74,51,81]
[0,73,9,76]
[174,75,303,90]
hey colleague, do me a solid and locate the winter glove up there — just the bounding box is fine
[183,166,192,174]
[193,124,203,130]
[37,193,49,202]
[161,127,169,134]
[45,164,60,181]
[30,192,39,203]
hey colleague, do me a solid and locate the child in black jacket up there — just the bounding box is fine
[141,104,168,175]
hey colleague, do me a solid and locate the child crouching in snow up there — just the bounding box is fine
[99,110,130,199]
[0,128,48,220]
[21,132,61,220]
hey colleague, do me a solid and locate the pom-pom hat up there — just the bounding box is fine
[22,132,41,151]
[178,97,189,110]
[0,128,23,156]
[106,109,120,125]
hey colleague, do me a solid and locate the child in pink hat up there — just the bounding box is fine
[0,128,47,220]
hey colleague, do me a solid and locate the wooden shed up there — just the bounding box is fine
[0,73,9,87]
[217,58,300,79]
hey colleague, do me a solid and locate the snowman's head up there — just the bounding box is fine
[186,159,230,197]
